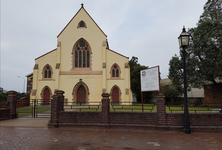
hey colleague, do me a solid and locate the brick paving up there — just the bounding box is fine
[1,127,222,150]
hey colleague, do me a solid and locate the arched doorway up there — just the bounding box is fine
[77,85,86,104]
[112,87,119,104]
[43,88,50,104]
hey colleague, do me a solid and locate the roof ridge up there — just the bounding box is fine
[35,48,57,60]
[106,48,129,59]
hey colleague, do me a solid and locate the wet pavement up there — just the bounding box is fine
[1,125,222,150]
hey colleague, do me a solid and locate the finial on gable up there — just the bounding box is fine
[81,3,84,8]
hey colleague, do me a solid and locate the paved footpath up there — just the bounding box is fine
[0,119,222,150]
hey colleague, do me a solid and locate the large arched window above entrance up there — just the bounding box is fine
[42,64,53,79]
[110,63,121,79]
[72,38,91,70]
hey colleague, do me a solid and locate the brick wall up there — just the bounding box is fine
[49,92,222,132]
[58,112,102,123]
[109,112,157,125]
[204,83,222,107]
[0,109,10,121]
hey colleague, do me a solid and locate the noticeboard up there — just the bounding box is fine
[140,66,160,92]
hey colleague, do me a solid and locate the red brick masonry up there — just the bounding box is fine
[0,109,10,121]
[49,91,222,132]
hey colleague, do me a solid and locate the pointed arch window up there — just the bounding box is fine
[110,64,121,79]
[43,65,53,79]
[73,39,90,68]
[78,20,87,28]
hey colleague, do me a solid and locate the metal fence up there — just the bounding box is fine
[63,101,157,112]
[166,102,222,113]
[110,102,156,112]
[16,99,51,118]
[64,102,102,112]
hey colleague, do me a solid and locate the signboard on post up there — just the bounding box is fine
[140,66,160,92]
[140,66,160,111]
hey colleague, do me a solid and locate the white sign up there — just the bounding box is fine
[140,66,160,92]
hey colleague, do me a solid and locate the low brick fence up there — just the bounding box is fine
[0,109,10,121]
[48,91,222,132]
[0,91,18,121]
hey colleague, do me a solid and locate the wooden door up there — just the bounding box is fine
[77,85,86,103]
[44,88,50,104]
[112,87,119,103]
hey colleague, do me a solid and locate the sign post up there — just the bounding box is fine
[140,66,160,111]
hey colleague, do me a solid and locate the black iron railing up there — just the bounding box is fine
[63,102,102,112]
[110,102,156,112]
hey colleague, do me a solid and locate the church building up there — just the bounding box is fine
[30,4,132,104]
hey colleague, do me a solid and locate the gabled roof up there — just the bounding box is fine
[35,48,57,60]
[26,73,33,77]
[57,4,107,38]
[107,48,129,59]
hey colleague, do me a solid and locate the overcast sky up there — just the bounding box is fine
[1,0,207,93]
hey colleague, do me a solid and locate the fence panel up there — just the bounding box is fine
[16,99,51,118]
[110,102,156,112]
[64,101,102,112]
[166,101,222,113]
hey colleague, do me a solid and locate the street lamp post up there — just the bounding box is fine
[178,26,191,134]
[18,76,25,93]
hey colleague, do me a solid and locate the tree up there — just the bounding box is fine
[200,0,222,22]
[129,57,153,102]
[161,84,183,102]
[0,93,7,102]
[169,0,222,89]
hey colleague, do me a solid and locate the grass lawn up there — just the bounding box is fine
[166,105,221,113]
[66,103,220,113]
[16,106,51,118]
[67,103,157,112]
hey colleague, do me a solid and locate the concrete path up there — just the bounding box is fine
[1,126,222,150]
[0,118,49,128]
[1,118,222,149]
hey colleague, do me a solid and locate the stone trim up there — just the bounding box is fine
[56,63,60,69]
[57,41,61,47]
[31,89,37,96]
[103,63,106,68]
[125,62,129,68]
[125,88,129,95]
[34,64,38,69]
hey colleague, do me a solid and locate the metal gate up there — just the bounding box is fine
[16,99,51,118]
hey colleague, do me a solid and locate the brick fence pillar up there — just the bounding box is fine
[156,93,167,125]
[101,93,110,124]
[7,91,17,119]
[50,90,65,127]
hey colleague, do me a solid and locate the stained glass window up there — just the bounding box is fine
[74,39,90,68]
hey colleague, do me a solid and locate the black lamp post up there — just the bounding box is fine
[178,26,191,134]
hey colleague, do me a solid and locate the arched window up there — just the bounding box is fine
[110,64,121,79]
[43,65,52,79]
[73,39,90,68]
[78,20,87,28]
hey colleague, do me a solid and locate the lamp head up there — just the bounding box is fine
[178,26,190,48]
